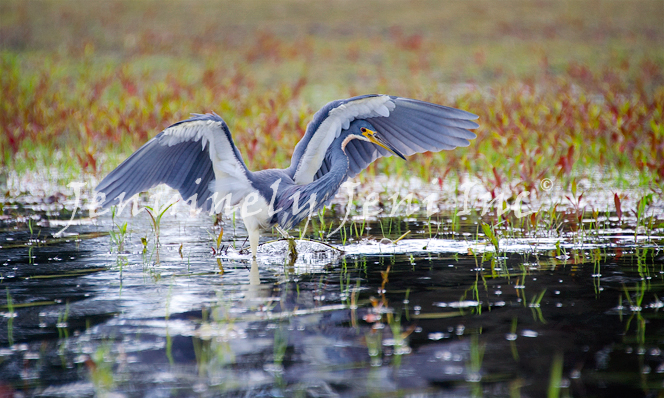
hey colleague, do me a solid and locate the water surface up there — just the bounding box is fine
[0,201,663,397]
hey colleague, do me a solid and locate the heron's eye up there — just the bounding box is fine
[360,127,367,133]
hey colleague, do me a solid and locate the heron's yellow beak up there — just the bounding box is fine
[361,127,406,160]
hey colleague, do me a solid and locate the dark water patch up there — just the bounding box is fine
[0,227,116,346]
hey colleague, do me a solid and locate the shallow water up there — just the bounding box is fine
[1,202,663,397]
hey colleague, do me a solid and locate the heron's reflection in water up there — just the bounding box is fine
[243,260,273,310]
[249,259,260,287]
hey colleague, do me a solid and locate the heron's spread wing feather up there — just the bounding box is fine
[95,113,252,211]
[311,96,479,180]
[290,95,396,184]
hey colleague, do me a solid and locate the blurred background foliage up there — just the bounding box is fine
[1,0,663,194]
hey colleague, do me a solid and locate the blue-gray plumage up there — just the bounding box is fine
[95,94,479,257]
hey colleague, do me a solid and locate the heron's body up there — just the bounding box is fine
[96,95,479,257]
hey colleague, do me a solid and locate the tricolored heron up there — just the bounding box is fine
[95,95,478,257]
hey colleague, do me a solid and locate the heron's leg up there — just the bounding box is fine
[275,226,292,239]
[248,227,260,258]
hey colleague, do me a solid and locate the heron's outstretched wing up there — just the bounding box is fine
[95,113,253,211]
[289,95,479,184]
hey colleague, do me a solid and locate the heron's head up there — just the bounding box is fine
[346,121,406,160]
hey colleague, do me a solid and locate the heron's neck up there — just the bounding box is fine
[273,143,349,229]
[317,144,350,194]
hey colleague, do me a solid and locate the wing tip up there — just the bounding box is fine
[467,120,480,128]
